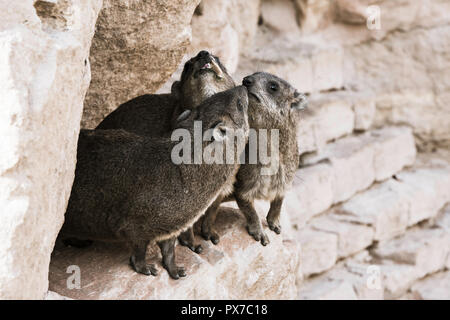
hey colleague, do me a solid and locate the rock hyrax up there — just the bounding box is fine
[95,50,235,253]
[60,86,249,279]
[201,72,307,245]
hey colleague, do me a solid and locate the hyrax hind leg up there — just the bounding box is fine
[267,196,284,234]
[178,227,203,254]
[158,237,186,280]
[129,240,158,276]
[201,194,225,245]
[235,195,269,246]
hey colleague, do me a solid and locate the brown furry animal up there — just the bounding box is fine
[60,86,249,279]
[201,72,307,245]
[95,50,236,254]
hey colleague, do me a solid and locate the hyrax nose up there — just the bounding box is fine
[197,50,210,58]
[242,76,254,88]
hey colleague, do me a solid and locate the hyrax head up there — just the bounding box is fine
[242,72,307,128]
[174,86,249,160]
[172,50,236,108]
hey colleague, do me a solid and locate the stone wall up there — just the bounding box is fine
[81,0,201,128]
[0,0,102,299]
[1,0,450,299]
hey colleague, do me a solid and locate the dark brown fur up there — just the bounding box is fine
[94,50,235,253]
[201,72,307,245]
[60,87,249,278]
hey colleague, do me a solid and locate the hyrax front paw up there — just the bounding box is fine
[267,217,282,235]
[246,223,270,246]
[201,226,220,245]
[178,234,203,254]
[163,263,187,280]
[129,256,158,276]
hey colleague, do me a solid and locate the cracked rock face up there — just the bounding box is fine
[0,0,102,299]
[81,0,201,129]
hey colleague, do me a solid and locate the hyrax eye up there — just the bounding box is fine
[268,82,279,92]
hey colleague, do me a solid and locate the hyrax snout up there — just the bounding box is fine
[60,86,249,279]
[201,72,307,246]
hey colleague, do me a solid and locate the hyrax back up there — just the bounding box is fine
[202,72,307,246]
[61,86,249,278]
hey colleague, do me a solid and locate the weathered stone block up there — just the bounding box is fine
[289,164,334,228]
[409,271,450,300]
[311,214,374,258]
[82,0,201,128]
[296,227,338,277]
[370,126,416,181]
[337,180,410,241]
[260,0,300,34]
[0,0,102,299]
[372,227,450,278]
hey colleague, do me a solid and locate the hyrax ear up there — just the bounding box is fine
[291,91,308,110]
[212,122,229,142]
[171,81,182,99]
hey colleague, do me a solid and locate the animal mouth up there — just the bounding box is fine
[195,58,224,79]
[248,91,261,103]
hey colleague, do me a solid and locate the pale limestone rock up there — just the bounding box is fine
[296,227,338,277]
[294,0,334,34]
[345,254,419,300]
[369,126,416,181]
[289,164,334,228]
[337,179,410,241]
[299,278,357,300]
[260,0,300,34]
[347,25,450,150]
[227,0,261,54]
[326,136,374,203]
[378,262,419,300]
[372,227,450,278]
[82,0,201,128]
[311,214,374,258]
[337,166,450,240]
[236,35,344,94]
[351,92,376,130]
[190,0,239,74]
[297,126,417,226]
[334,0,367,25]
[316,0,450,46]
[313,261,385,300]
[44,291,72,300]
[48,208,299,299]
[446,254,450,270]
[409,271,450,300]
[298,93,354,154]
[0,0,102,299]
[301,133,375,203]
[396,168,450,226]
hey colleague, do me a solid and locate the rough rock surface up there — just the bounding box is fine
[0,0,102,299]
[346,25,450,151]
[189,0,260,74]
[81,0,201,128]
[49,208,299,299]
[299,203,450,299]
